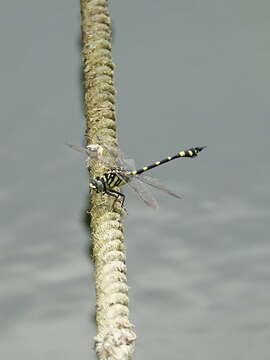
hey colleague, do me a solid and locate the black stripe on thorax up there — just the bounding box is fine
[102,171,127,189]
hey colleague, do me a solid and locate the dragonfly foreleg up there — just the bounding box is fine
[104,188,125,208]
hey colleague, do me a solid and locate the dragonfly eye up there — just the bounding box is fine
[89,182,97,190]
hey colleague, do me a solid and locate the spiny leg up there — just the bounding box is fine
[104,188,126,211]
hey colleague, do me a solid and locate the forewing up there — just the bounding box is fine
[67,143,113,167]
[128,178,159,209]
[136,174,181,199]
[116,172,158,209]
[66,144,88,155]
[94,135,136,169]
[121,158,136,171]
[102,145,135,170]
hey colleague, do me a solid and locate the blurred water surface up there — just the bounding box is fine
[1,1,270,359]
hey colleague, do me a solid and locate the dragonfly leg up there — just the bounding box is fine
[104,188,126,209]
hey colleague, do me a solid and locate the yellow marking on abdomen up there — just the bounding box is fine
[155,161,161,165]
[188,150,193,156]
[142,166,148,171]
[167,157,172,160]
[179,151,185,157]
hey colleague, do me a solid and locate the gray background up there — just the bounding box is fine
[1,1,270,359]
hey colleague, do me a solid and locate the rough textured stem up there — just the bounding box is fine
[80,0,136,359]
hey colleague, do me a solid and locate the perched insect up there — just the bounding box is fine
[68,141,206,209]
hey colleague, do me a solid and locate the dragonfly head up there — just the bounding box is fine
[89,178,104,192]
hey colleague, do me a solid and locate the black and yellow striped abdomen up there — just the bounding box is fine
[131,146,206,176]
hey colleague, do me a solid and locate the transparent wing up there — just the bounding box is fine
[120,158,136,171]
[66,143,89,155]
[135,174,182,199]
[101,144,133,169]
[116,172,158,209]
[94,135,135,169]
[67,143,114,167]
[127,178,159,209]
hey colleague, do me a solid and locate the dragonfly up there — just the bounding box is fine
[67,141,206,209]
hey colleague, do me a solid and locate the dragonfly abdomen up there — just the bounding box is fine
[132,146,206,176]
